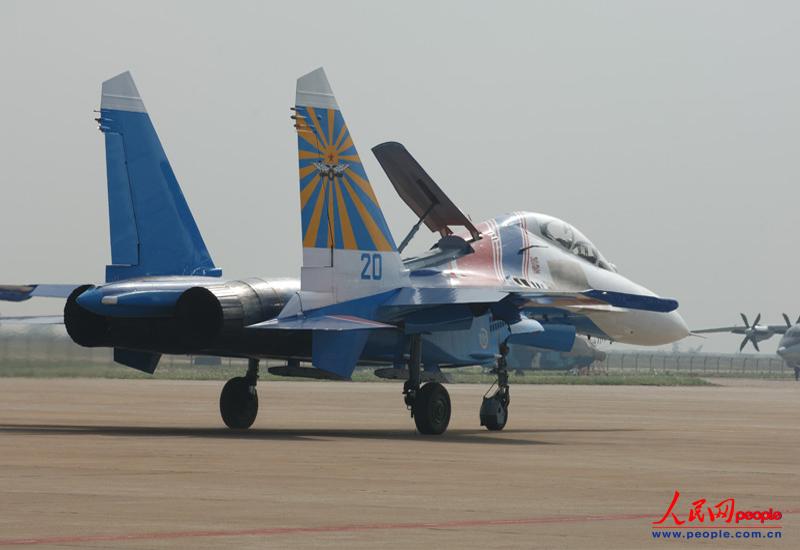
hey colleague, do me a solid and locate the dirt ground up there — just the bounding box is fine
[0,378,796,548]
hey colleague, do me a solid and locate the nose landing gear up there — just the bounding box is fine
[480,344,510,431]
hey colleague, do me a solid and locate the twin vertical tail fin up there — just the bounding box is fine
[98,71,220,282]
[293,68,405,303]
[294,68,396,254]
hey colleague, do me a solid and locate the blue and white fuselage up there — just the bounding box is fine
[2,68,691,433]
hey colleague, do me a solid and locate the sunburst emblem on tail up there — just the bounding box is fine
[293,68,396,253]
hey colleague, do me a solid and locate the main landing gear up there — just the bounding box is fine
[220,358,259,429]
[404,335,451,435]
[402,337,512,435]
[480,343,510,431]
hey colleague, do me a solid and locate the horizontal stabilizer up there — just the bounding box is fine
[372,142,480,240]
[0,315,64,325]
[0,284,79,302]
[249,314,395,331]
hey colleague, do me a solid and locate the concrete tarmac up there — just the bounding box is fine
[0,378,797,548]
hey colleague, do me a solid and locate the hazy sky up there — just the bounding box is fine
[1,1,798,352]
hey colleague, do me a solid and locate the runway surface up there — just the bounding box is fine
[0,378,797,548]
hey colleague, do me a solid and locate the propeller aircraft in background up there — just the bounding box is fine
[694,313,798,351]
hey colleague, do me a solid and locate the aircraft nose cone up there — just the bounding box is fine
[632,310,691,346]
[667,311,691,342]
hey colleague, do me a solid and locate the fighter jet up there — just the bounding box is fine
[694,313,798,351]
[1,68,688,435]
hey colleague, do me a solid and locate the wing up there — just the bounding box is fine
[692,326,742,334]
[248,313,395,380]
[0,284,79,302]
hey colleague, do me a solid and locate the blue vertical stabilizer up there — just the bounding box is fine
[99,71,221,282]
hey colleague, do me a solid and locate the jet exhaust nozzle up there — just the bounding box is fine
[64,284,110,347]
[175,279,295,349]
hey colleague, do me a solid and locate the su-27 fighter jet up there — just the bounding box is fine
[0,68,689,435]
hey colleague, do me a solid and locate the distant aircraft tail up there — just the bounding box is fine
[293,68,405,303]
[98,71,220,282]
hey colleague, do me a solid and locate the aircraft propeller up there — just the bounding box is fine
[738,313,762,352]
[782,313,800,328]
[739,335,759,352]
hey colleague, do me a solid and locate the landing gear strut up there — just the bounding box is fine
[480,344,510,431]
[220,358,259,429]
[404,335,451,435]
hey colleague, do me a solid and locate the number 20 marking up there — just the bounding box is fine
[360,253,383,280]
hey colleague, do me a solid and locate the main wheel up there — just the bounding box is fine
[412,382,451,435]
[220,376,258,429]
[480,395,508,431]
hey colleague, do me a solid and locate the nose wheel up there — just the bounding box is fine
[480,344,510,431]
[220,358,259,429]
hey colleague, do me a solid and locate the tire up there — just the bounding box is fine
[220,376,258,429]
[480,396,508,431]
[413,382,451,435]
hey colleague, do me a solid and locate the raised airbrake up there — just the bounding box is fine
[1,68,688,435]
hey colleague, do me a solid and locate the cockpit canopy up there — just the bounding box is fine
[522,213,616,272]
